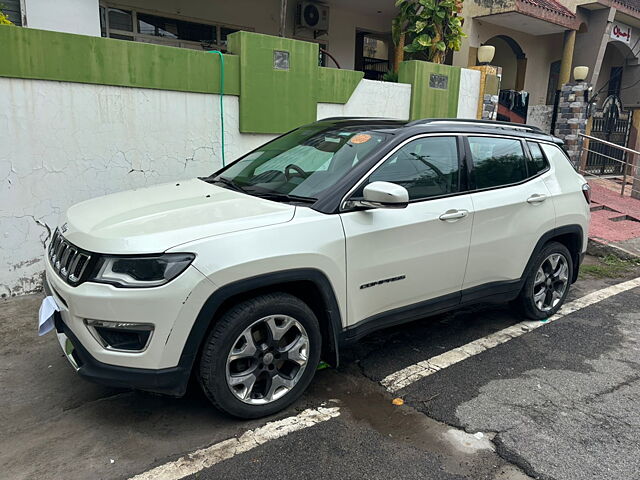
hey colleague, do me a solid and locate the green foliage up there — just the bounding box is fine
[0,10,13,25]
[382,70,399,82]
[579,254,640,279]
[393,0,466,64]
[0,2,12,25]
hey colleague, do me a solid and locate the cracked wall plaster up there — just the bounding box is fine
[1,77,412,296]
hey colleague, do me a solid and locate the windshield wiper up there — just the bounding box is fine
[250,191,317,204]
[206,176,247,193]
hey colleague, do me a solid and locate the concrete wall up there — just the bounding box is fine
[485,36,518,90]
[92,0,395,71]
[23,0,101,36]
[458,68,482,119]
[527,104,554,133]
[317,79,411,120]
[0,75,412,296]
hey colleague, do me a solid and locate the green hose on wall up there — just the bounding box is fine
[209,50,226,167]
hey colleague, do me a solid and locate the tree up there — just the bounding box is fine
[392,0,465,70]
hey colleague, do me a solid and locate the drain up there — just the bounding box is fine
[610,215,640,223]
[591,205,620,213]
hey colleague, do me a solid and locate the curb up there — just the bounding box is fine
[587,238,640,260]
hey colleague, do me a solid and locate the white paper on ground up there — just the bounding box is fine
[38,296,60,336]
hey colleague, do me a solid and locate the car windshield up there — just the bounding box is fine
[210,125,388,201]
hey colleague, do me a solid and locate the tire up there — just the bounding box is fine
[516,241,573,320]
[198,292,321,419]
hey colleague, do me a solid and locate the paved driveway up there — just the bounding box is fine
[1,270,639,480]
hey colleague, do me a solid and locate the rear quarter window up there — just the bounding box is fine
[526,141,550,176]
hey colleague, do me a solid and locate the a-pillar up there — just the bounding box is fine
[554,82,590,167]
[469,65,502,120]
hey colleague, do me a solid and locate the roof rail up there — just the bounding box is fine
[318,116,401,121]
[407,118,544,133]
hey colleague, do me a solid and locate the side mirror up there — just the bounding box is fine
[346,181,409,210]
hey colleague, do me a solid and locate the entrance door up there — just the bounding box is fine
[355,31,391,80]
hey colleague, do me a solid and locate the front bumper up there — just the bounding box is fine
[44,253,216,395]
[52,310,190,396]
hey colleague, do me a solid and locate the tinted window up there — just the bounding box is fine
[526,142,549,176]
[469,137,527,189]
[368,136,460,200]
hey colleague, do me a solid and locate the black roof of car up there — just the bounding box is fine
[313,117,562,144]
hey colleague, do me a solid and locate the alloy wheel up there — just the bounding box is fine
[533,253,569,312]
[225,315,310,405]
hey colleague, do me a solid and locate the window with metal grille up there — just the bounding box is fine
[99,3,250,51]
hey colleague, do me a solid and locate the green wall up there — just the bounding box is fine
[228,32,318,134]
[227,31,364,133]
[0,26,240,95]
[1,27,470,133]
[398,60,461,120]
[0,27,366,134]
[317,67,364,104]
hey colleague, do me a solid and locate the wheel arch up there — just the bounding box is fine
[523,224,584,285]
[179,269,343,381]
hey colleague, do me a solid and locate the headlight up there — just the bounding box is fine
[90,253,195,288]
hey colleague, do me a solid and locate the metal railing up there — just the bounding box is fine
[579,133,640,198]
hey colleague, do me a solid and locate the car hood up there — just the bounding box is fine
[62,179,296,254]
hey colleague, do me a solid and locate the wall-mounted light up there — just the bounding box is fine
[477,45,495,65]
[573,66,589,82]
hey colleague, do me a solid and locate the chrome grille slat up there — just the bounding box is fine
[60,248,76,278]
[47,229,92,286]
[69,253,90,283]
[55,244,68,270]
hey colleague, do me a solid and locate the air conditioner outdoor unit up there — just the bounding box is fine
[297,1,329,32]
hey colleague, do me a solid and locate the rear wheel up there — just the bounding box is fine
[198,293,321,418]
[517,242,573,320]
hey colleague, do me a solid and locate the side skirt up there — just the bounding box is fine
[340,279,523,345]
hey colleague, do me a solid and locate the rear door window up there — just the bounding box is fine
[468,137,527,189]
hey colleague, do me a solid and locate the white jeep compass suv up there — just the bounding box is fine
[43,118,590,418]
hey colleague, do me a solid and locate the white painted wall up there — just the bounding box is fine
[23,0,101,36]
[457,68,481,119]
[317,79,411,120]
[0,76,413,295]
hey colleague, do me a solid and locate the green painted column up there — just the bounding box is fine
[398,60,461,120]
[228,32,318,134]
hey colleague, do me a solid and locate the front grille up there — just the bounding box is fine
[48,229,92,285]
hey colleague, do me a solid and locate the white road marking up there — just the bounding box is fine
[381,276,640,393]
[128,407,340,480]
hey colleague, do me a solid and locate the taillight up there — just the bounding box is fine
[582,183,591,204]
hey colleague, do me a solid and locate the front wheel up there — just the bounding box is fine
[198,293,321,418]
[516,242,573,320]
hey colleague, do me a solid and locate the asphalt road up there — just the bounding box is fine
[1,270,639,480]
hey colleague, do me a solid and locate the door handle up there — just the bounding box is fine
[439,209,469,221]
[527,193,548,204]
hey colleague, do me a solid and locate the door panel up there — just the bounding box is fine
[463,135,557,289]
[463,175,556,289]
[340,195,474,326]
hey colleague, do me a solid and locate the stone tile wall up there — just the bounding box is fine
[553,82,590,166]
